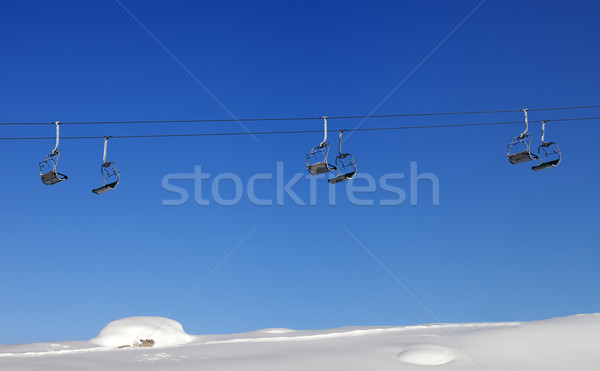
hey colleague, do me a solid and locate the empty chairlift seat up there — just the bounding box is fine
[327,130,357,184]
[306,117,336,176]
[307,150,336,175]
[92,137,120,194]
[92,180,119,194]
[39,122,68,186]
[40,166,68,185]
[507,109,537,165]
[531,141,561,171]
[507,139,538,164]
[328,170,356,184]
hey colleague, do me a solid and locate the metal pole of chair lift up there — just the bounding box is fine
[103,136,109,164]
[520,109,529,138]
[541,120,547,144]
[320,116,328,148]
[338,130,343,156]
[53,121,60,155]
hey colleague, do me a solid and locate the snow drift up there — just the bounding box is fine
[1,313,599,370]
[89,316,194,348]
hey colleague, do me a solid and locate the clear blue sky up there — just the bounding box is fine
[1,0,599,344]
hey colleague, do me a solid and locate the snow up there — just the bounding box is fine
[396,344,457,365]
[1,314,599,370]
[89,317,194,348]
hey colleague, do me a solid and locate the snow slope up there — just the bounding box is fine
[0,314,599,370]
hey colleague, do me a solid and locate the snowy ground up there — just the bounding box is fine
[0,314,598,370]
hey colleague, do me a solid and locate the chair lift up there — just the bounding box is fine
[531,120,561,171]
[328,130,357,184]
[92,137,120,194]
[507,108,538,164]
[306,116,336,175]
[39,121,68,185]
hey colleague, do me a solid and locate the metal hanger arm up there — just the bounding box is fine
[52,121,60,154]
[541,120,547,144]
[520,109,529,138]
[103,137,109,163]
[320,116,328,147]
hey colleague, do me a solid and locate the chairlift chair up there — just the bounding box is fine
[531,121,561,171]
[507,109,538,164]
[306,117,336,175]
[40,151,68,185]
[92,137,121,194]
[328,130,357,184]
[39,121,68,185]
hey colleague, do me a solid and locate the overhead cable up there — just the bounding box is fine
[0,105,599,126]
[0,116,598,141]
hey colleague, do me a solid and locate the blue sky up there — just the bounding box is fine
[1,0,599,344]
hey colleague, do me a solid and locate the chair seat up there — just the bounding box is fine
[308,162,334,175]
[508,151,536,164]
[328,171,356,184]
[41,171,67,185]
[531,159,560,171]
[92,181,119,194]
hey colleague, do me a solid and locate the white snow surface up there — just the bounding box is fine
[1,313,599,370]
[90,316,194,348]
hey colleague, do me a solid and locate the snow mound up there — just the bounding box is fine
[396,344,456,366]
[90,317,194,348]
